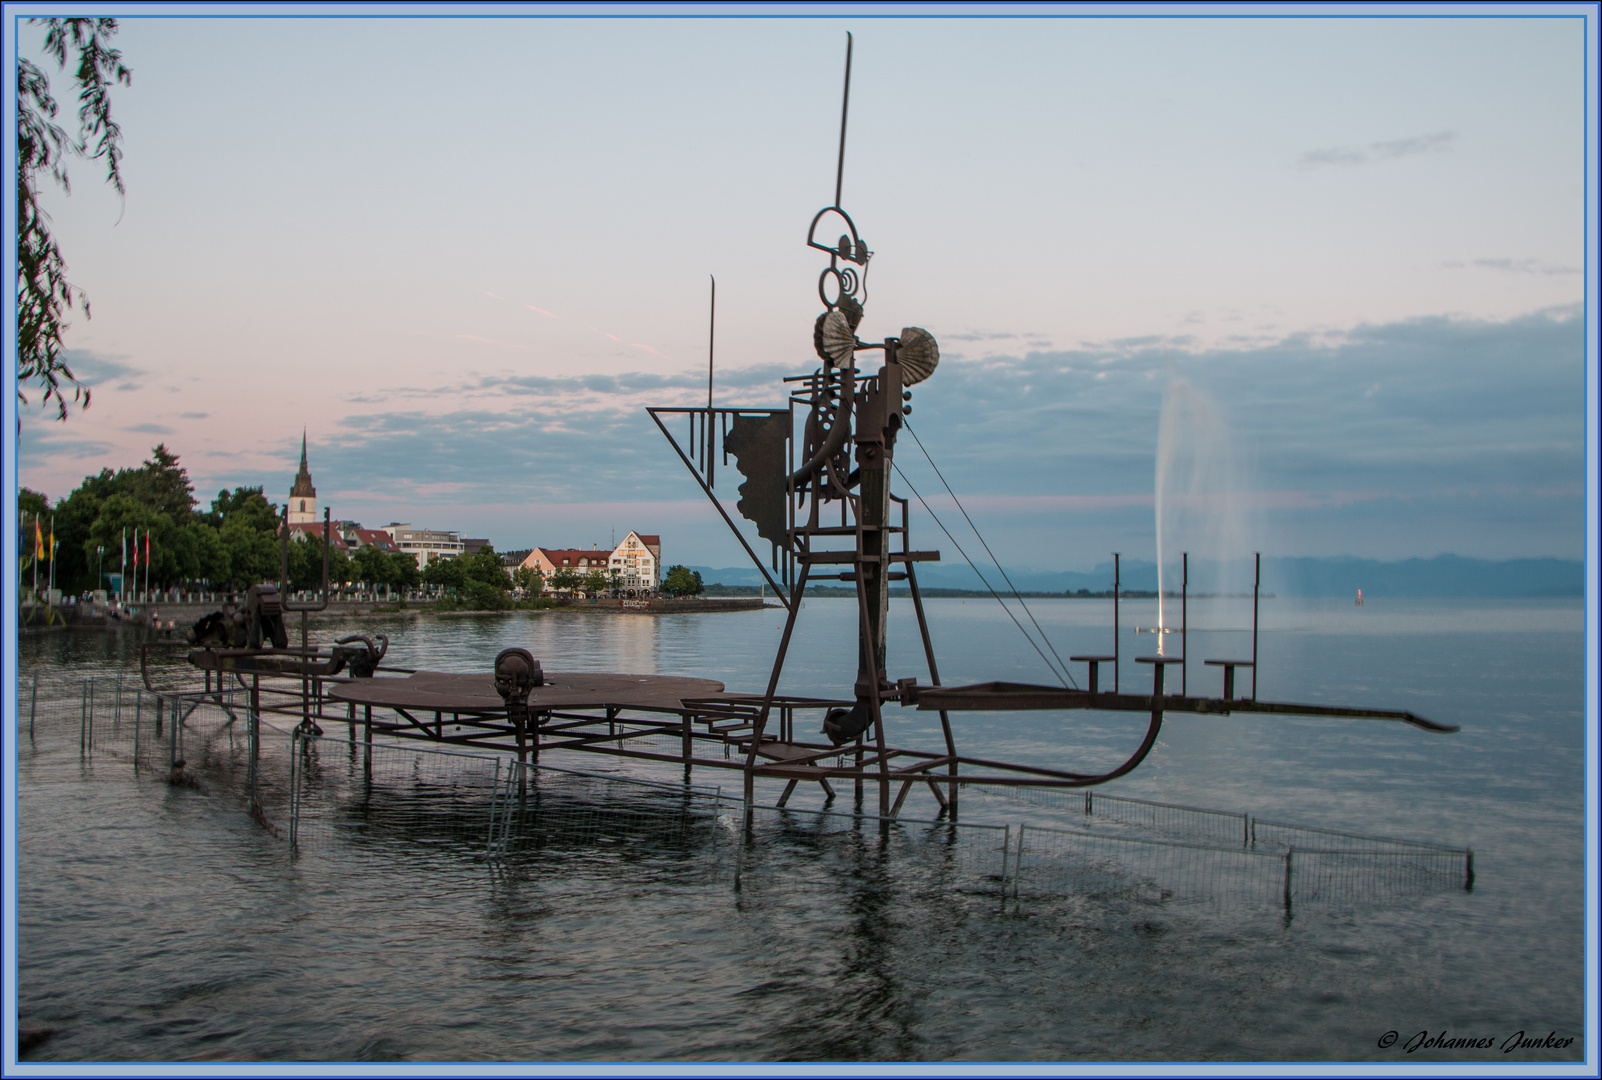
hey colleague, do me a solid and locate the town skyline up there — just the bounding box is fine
[10,12,1592,574]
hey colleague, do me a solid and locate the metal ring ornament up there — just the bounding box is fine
[818,266,845,310]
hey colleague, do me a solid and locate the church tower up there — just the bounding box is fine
[288,430,318,524]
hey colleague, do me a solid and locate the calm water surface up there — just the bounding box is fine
[12,597,1588,1063]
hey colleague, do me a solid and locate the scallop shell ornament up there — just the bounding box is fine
[814,309,857,371]
[897,326,939,385]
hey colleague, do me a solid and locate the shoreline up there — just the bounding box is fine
[20,595,773,633]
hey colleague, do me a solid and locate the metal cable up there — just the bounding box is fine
[903,422,1079,689]
[892,461,1075,689]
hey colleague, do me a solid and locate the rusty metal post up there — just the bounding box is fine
[1113,553,1121,693]
[249,674,260,809]
[905,562,958,815]
[1252,552,1261,700]
[855,349,903,816]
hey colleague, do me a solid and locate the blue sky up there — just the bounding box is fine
[8,8,1594,571]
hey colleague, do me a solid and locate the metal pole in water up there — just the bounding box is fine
[1113,553,1121,693]
[1013,824,1027,902]
[1252,551,1261,701]
[1283,846,1294,915]
[485,757,502,856]
[999,824,1012,907]
[250,675,260,808]
[30,671,38,740]
[289,729,300,849]
[1181,552,1188,697]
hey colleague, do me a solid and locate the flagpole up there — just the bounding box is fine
[48,515,56,596]
[120,527,126,601]
[32,515,40,597]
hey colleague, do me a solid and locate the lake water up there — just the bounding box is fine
[11,596,1589,1064]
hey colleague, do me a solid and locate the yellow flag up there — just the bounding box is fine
[34,518,44,560]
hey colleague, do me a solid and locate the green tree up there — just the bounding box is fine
[48,445,202,591]
[551,567,582,593]
[353,544,390,595]
[581,569,609,597]
[19,487,51,519]
[287,531,351,594]
[386,549,421,595]
[206,486,280,591]
[459,545,509,589]
[17,18,131,422]
[184,519,227,587]
[131,444,195,524]
[422,555,468,593]
[662,565,703,596]
[512,565,545,596]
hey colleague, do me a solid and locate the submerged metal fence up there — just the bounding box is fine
[39,673,1474,914]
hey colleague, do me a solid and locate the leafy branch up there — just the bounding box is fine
[16,18,131,421]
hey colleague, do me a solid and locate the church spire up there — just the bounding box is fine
[290,429,317,500]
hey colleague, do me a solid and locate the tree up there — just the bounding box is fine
[422,555,468,592]
[287,530,351,593]
[17,18,131,422]
[385,549,421,595]
[662,565,703,596]
[206,486,280,591]
[459,545,510,589]
[20,488,51,519]
[581,569,609,597]
[133,444,196,524]
[512,565,545,596]
[551,567,582,594]
[353,544,391,595]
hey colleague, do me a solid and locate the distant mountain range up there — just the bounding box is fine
[686,554,1583,598]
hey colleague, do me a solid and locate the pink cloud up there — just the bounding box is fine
[524,305,558,319]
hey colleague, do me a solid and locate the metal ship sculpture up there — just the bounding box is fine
[174,36,1454,820]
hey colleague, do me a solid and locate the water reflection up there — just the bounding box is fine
[15,598,1587,1062]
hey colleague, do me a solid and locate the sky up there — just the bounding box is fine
[7,6,1596,574]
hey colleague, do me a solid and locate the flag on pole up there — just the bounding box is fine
[35,517,44,560]
[49,516,56,562]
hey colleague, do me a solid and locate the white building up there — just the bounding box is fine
[609,531,661,595]
[386,524,466,568]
